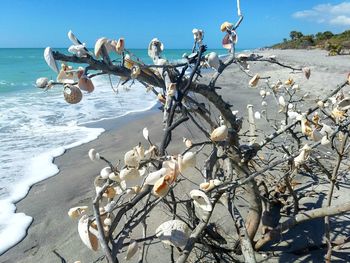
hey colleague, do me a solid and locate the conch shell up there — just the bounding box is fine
[155,220,190,247]
[190,189,212,212]
[78,215,99,251]
[210,125,228,141]
[68,206,88,219]
[44,47,59,73]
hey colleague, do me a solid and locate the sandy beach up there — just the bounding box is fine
[2,49,350,262]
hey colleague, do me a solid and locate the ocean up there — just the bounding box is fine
[0,47,231,254]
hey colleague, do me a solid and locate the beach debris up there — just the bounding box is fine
[78,75,95,93]
[125,240,139,260]
[303,67,311,79]
[249,74,260,87]
[88,149,100,161]
[155,220,190,247]
[63,85,82,104]
[148,38,164,61]
[115,38,125,54]
[183,138,193,148]
[44,47,59,73]
[205,52,221,71]
[220,21,234,32]
[68,206,88,219]
[94,37,108,58]
[78,215,99,251]
[210,125,228,141]
[178,152,196,173]
[190,189,213,212]
[35,77,49,89]
[100,167,112,180]
[294,144,312,168]
[192,28,204,43]
[68,30,80,46]
[199,179,222,192]
[143,127,149,141]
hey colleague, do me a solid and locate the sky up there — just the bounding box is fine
[0,0,349,49]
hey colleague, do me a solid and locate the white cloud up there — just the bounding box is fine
[293,2,350,26]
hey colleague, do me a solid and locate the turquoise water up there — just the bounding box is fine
[0,47,235,254]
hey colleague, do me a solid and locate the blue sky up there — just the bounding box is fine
[0,0,349,49]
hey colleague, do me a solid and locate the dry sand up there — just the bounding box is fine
[2,49,350,262]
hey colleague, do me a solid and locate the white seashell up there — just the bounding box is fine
[183,138,193,148]
[260,90,266,98]
[78,215,99,251]
[192,28,204,42]
[210,125,228,141]
[109,172,120,182]
[115,38,125,54]
[68,30,80,45]
[144,168,167,185]
[103,217,112,226]
[148,38,164,60]
[249,74,260,87]
[120,168,141,188]
[44,47,59,73]
[155,220,190,247]
[124,149,139,167]
[125,240,139,260]
[294,144,312,168]
[94,37,108,58]
[88,149,100,161]
[68,44,88,57]
[254,111,261,119]
[178,152,196,173]
[279,96,286,107]
[320,124,334,136]
[94,176,104,194]
[206,52,220,70]
[152,176,170,197]
[114,181,126,195]
[317,101,324,108]
[68,206,88,219]
[190,189,212,212]
[220,21,234,32]
[200,179,222,192]
[36,77,49,89]
[143,127,149,141]
[100,167,112,179]
[288,111,301,120]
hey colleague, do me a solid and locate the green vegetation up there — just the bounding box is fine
[272,30,350,55]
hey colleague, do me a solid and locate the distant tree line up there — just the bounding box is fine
[275,30,350,55]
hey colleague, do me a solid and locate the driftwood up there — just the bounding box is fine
[38,1,350,262]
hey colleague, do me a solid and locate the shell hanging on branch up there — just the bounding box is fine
[190,189,213,212]
[178,152,197,173]
[100,166,112,180]
[294,144,312,168]
[36,77,49,89]
[78,75,95,93]
[249,74,260,87]
[220,21,234,32]
[44,47,59,73]
[68,206,88,219]
[192,28,204,42]
[152,176,170,197]
[94,37,108,58]
[148,38,164,60]
[78,215,99,251]
[205,52,221,71]
[124,149,140,167]
[144,168,167,185]
[155,220,190,247]
[88,149,100,161]
[199,179,222,192]
[68,30,80,46]
[210,125,228,141]
[120,168,142,188]
[115,38,125,54]
[125,240,139,260]
[63,85,83,104]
